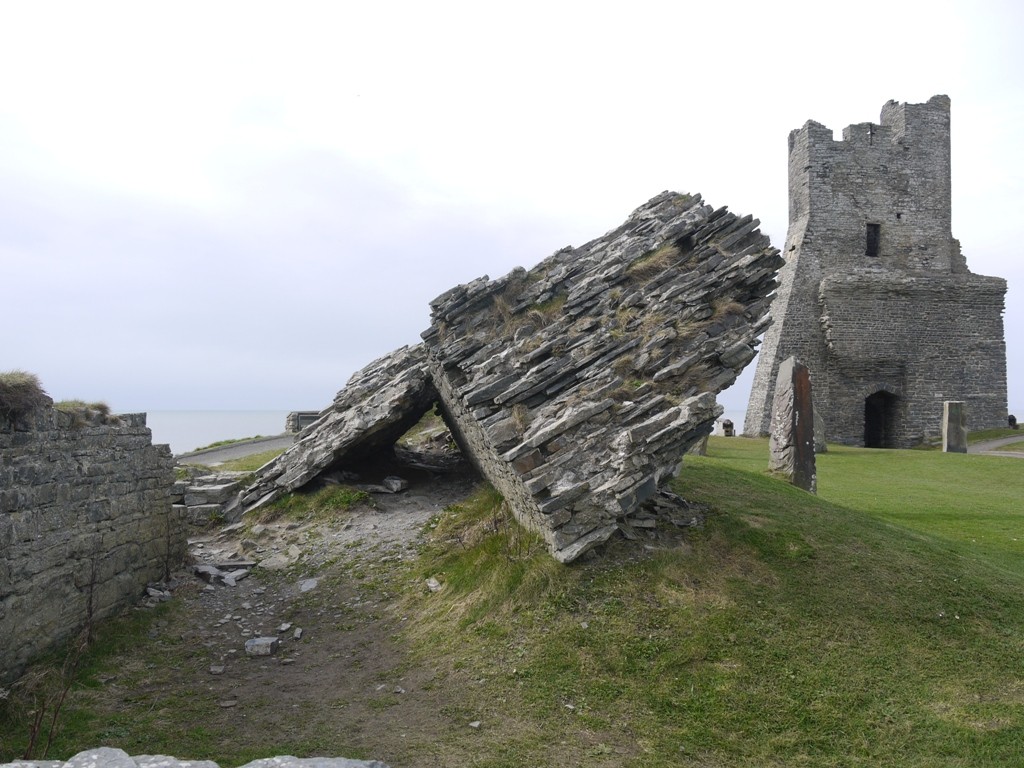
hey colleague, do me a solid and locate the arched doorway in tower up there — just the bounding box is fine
[864,390,898,448]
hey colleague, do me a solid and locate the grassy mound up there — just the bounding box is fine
[402,438,1024,766]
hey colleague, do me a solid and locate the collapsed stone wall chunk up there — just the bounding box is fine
[423,192,782,561]
[236,345,435,516]
[238,192,782,562]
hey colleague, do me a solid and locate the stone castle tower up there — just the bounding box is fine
[745,96,1007,447]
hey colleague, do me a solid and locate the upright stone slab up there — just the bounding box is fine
[942,401,967,453]
[768,357,816,493]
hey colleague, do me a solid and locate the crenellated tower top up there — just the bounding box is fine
[786,94,963,274]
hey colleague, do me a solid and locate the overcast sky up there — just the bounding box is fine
[2,1,1021,417]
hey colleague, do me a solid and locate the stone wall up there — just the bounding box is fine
[746,96,1007,446]
[0,402,182,684]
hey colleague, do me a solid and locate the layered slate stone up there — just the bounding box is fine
[237,345,435,514]
[422,192,782,561]
[237,192,782,562]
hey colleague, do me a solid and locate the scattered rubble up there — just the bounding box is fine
[172,469,251,526]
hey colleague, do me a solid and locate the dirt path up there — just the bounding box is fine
[968,434,1024,458]
[97,460,488,767]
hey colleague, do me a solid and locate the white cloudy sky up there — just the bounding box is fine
[2,0,1021,416]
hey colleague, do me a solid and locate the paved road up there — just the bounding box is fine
[176,434,295,466]
[967,434,1024,458]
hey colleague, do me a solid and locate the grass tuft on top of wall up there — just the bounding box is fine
[0,370,49,421]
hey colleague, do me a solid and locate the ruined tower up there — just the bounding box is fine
[745,96,1007,447]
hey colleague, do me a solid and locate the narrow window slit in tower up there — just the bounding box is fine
[866,223,881,257]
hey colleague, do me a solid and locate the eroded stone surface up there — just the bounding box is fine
[238,192,782,562]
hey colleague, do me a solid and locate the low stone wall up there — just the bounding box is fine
[0,403,183,684]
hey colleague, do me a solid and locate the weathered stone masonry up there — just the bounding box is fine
[746,96,1007,446]
[0,402,182,684]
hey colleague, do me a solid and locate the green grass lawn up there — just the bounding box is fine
[709,437,1024,571]
[404,437,1024,766]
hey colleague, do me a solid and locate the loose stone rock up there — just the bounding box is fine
[244,637,279,657]
[382,476,408,493]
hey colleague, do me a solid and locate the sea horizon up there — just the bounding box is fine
[144,410,294,456]
[140,407,749,458]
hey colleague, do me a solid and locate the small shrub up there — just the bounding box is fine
[55,400,121,428]
[626,243,680,281]
[611,355,636,377]
[0,370,49,421]
[491,294,515,326]
[511,404,532,434]
[712,297,746,318]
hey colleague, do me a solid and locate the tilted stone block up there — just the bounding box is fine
[237,192,781,562]
[424,192,781,561]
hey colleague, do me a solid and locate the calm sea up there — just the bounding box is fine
[145,411,292,456]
